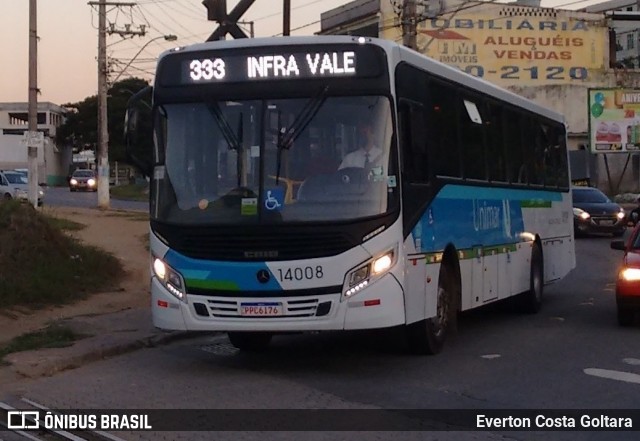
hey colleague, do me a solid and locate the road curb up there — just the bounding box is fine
[6,330,197,379]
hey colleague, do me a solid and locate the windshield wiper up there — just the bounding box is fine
[208,103,242,151]
[274,85,329,184]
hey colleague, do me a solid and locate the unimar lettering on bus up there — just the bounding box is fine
[473,200,501,232]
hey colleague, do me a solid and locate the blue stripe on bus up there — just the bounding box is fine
[163,249,282,291]
[438,185,563,201]
[411,185,561,252]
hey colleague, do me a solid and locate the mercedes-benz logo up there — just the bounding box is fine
[256,269,271,284]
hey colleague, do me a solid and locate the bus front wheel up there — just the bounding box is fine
[405,262,457,355]
[227,332,273,351]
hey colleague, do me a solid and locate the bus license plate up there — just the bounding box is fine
[240,303,283,317]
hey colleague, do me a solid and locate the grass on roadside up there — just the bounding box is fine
[110,184,149,202]
[104,211,149,221]
[0,200,125,309]
[0,324,89,361]
[42,215,86,231]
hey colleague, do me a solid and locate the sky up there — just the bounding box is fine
[0,0,613,106]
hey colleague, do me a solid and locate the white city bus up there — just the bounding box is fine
[125,36,575,354]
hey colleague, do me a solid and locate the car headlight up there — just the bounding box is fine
[88,178,96,186]
[620,267,640,281]
[70,178,78,185]
[573,207,590,220]
[617,210,625,220]
[343,247,397,299]
[153,257,187,301]
[38,189,44,197]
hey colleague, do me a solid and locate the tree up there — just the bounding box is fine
[56,77,150,163]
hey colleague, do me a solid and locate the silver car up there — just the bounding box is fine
[0,170,45,206]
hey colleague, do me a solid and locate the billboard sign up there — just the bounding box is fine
[588,89,640,154]
[379,5,607,87]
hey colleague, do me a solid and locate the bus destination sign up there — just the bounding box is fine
[185,51,358,83]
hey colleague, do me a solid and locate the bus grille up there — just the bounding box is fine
[205,298,325,318]
[171,231,355,261]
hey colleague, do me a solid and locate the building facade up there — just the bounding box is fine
[583,0,640,68]
[0,102,70,186]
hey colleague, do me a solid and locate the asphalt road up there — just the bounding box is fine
[42,186,148,212]
[1,233,638,440]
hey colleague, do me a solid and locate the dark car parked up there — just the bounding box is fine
[572,187,626,237]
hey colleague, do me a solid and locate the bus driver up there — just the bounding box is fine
[339,120,383,170]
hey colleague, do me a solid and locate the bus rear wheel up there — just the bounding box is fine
[517,243,543,313]
[227,332,273,351]
[405,262,456,355]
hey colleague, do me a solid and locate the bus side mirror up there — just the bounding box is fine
[124,86,153,178]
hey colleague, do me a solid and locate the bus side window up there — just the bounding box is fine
[524,117,544,186]
[459,96,486,180]
[504,110,525,184]
[399,100,428,183]
[430,81,461,178]
[485,102,507,182]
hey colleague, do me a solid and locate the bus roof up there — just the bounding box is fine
[159,35,564,124]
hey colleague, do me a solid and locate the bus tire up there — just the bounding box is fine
[227,332,272,351]
[518,243,543,314]
[405,261,456,355]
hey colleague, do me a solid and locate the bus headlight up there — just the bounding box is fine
[343,247,397,299]
[153,257,186,301]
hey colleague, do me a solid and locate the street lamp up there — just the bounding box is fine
[111,34,177,84]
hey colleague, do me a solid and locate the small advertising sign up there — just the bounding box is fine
[589,88,640,153]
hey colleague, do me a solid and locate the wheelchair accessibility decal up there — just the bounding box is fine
[264,188,285,211]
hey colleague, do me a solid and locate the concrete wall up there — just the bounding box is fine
[0,102,68,185]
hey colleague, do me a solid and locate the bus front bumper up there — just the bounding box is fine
[151,275,406,332]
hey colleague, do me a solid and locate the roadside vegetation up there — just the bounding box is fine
[42,215,86,232]
[0,201,124,309]
[110,183,149,202]
[0,324,89,362]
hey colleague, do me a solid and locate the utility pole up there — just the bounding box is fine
[97,0,109,209]
[87,1,140,209]
[283,0,290,36]
[27,0,39,208]
[402,0,417,50]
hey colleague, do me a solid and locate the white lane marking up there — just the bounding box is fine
[481,354,501,359]
[550,316,565,321]
[623,358,640,366]
[584,368,640,385]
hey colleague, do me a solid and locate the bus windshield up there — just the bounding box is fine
[154,95,397,225]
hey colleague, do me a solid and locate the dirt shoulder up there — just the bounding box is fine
[0,206,151,346]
